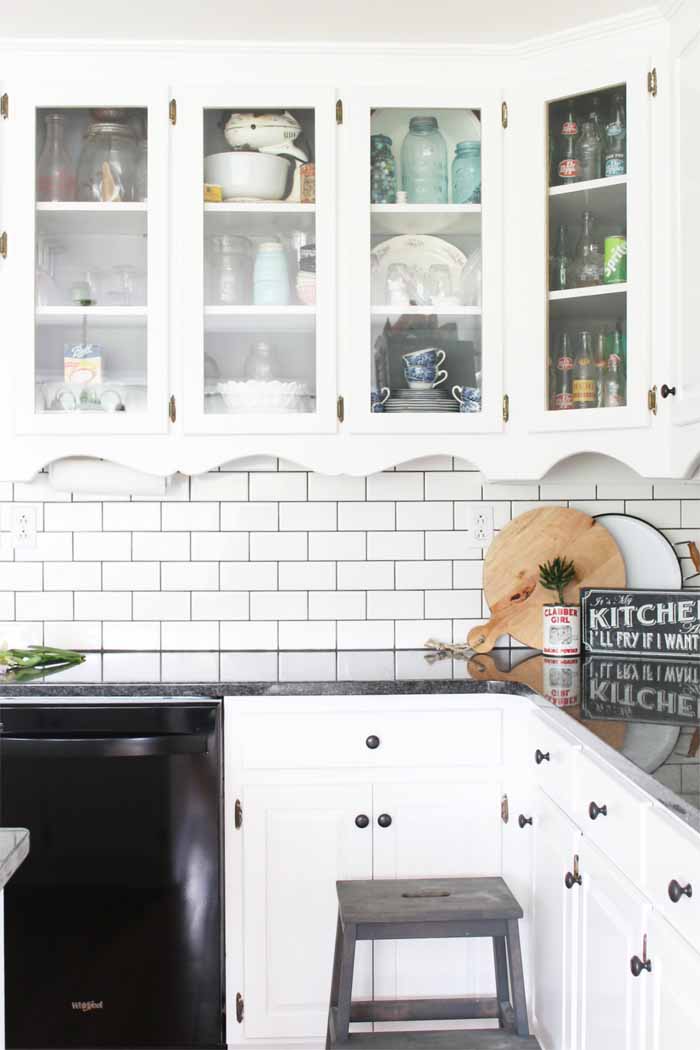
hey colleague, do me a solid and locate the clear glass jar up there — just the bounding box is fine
[207,235,252,306]
[36,113,76,202]
[370,134,397,204]
[451,140,481,204]
[244,341,279,381]
[134,139,148,203]
[76,121,137,202]
[400,116,448,204]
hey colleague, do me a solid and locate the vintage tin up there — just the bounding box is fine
[542,604,581,656]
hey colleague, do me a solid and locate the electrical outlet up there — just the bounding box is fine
[10,507,37,549]
[468,505,494,546]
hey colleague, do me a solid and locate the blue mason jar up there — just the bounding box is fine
[452,141,481,204]
[400,116,448,204]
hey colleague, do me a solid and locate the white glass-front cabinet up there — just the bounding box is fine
[341,86,504,434]
[175,84,337,435]
[6,82,169,436]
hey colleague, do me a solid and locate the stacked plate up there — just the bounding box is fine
[384,389,459,412]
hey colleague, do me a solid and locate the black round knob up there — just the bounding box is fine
[661,384,677,399]
[518,814,533,828]
[565,870,582,889]
[377,813,392,828]
[365,735,380,750]
[535,749,550,765]
[589,801,608,820]
[630,955,652,977]
[668,879,693,903]
[355,814,369,829]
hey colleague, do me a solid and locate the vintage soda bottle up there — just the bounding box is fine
[576,121,602,183]
[551,224,570,291]
[572,331,597,409]
[557,102,580,184]
[605,331,626,406]
[605,90,626,177]
[554,332,574,410]
[593,332,607,407]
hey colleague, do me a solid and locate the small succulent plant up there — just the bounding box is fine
[539,557,577,605]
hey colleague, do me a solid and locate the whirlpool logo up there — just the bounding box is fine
[71,1001,103,1013]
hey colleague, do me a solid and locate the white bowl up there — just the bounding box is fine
[217,379,312,414]
[204,152,290,201]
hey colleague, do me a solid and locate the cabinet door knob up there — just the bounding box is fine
[660,384,677,399]
[589,801,608,820]
[518,814,533,828]
[377,813,392,828]
[668,879,693,903]
[630,954,652,977]
[365,734,380,750]
[535,749,550,765]
[564,870,582,889]
[355,814,369,829]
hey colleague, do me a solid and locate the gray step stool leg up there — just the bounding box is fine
[333,920,357,1045]
[326,913,343,1050]
[492,935,514,1032]
[505,918,530,1037]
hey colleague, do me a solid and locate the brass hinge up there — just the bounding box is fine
[235,993,244,1023]
[169,98,177,125]
[648,385,657,415]
[234,798,243,829]
[501,101,508,129]
[335,99,343,125]
[500,794,509,824]
[0,94,8,120]
[647,68,658,97]
[0,231,7,259]
[337,394,344,422]
[502,393,509,423]
[168,394,176,423]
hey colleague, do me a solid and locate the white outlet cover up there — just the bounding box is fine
[10,506,37,549]
[467,505,494,546]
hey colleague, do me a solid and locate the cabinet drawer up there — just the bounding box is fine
[240,708,502,770]
[574,752,649,882]
[644,809,700,951]
[530,714,579,814]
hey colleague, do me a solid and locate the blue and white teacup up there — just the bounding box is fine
[452,385,481,413]
[371,386,390,412]
[402,347,447,390]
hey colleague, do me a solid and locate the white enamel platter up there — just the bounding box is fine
[593,512,683,772]
[371,235,467,305]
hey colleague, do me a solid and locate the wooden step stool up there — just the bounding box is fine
[326,876,540,1050]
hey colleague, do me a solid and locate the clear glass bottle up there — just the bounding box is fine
[76,121,137,202]
[551,224,570,291]
[370,134,397,204]
[576,121,602,183]
[36,113,76,202]
[572,210,604,287]
[208,235,252,306]
[244,341,278,381]
[400,116,448,204]
[451,140,481,204]
[605,91,626,177]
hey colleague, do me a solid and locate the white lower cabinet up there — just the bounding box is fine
[647,911,700,1050]
[241,783,373,1040]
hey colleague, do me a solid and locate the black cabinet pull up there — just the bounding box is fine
[660,384,677,399]
[365,734,380,750]
[589,801,608,820]
[377,813,392,828]
[668,879,693,903]
[535,749,550,765]
[565,870,582,889]
[355,814,369,829]
[518,814,533,828]
[630,955,652,977]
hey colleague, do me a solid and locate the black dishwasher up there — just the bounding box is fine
[0,701,225,1050]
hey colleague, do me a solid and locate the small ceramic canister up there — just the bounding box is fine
[371,387,390,412]
[542,605,581,657]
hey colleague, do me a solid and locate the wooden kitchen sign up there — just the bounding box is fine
[580,588,700,657]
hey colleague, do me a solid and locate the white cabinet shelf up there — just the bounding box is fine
[549,285,627,321]
[370,304,481,316]
[204,305,316,333]
[36,306,147,327]
[36,202,147,236]
[370,203,481,235]
[549,174,628,197]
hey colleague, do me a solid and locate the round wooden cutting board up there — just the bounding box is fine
[466,507,625,653]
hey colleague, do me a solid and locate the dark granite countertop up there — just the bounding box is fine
[0,648,697,829]
[0,829,29,891]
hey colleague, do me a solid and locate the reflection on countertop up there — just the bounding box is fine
[0,829,30,892]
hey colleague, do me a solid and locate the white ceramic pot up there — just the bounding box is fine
[203,152,290,201]
[542,605,581,657]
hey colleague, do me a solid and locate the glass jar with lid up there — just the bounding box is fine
[207,235,252,306]
[451,140,481,204]
[371,134,397,204]
[400,116,448,204]
[76,121,138,202]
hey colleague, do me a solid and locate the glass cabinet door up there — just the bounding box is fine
[343,87,503,433]
[177,85,336,434]
[8,83,169,434]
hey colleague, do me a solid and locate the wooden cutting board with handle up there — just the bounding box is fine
[467,507,625,653]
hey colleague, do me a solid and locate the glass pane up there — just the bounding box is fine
[34,106,148,416]
[547,86,627,413]
[369,108,482,417]
[202,107,317,417]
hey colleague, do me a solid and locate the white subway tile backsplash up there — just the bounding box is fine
[162,652,220,681]
[133,531,190,561]
[279,561,335,590]
[539,483,596,500]
[220,651,278,681]
[103,562,159,591]
[133,592,190,621]
[16,592,73,621]
[395,619,452,649]
[425,472,482,501]
[367,472,423,501]
[46,621,102,650]
[0,563,44,590]
[309,591,365,620]
[75,532,131,561]
[250,591,306,621]
[309,532,366,561]
[337,561,394,590]
[338,502,395,531]
[250,532,307,561]
[425,590,482,619]
[161,621,218,650]
[0,620,40,645]
[367,531,424,560]
[103,503,161,531]
[425,531,479,560]
[625,500,681,529]
[280,502,336,531]
[681,501,700,528]
[368,591,423,620]
[483,482,539,500]
[0,594,14,620]
[14,533,73,562]
[396,502,452,530]
[191,473,248,501]
[44,503,102,532]
[76,592,131,621]
[103,621,160,650]
[44,562,100,592]
[221,562,277,590]
[221,502,278,531]
[249,472,307,501]
[192,532,247,561]
[192,592,248,621]
[162,503,219,531]
[337,650,395,678]
[452,561,484,588]
[279,620,336,650]
[279,651,336,681]
[597,482,653,500]
[395,561,452,590]
[103,652,161,682]
[308,474,365,501]
[220,621,278,650]
[337,620,395,650]
[161,562,219,591]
